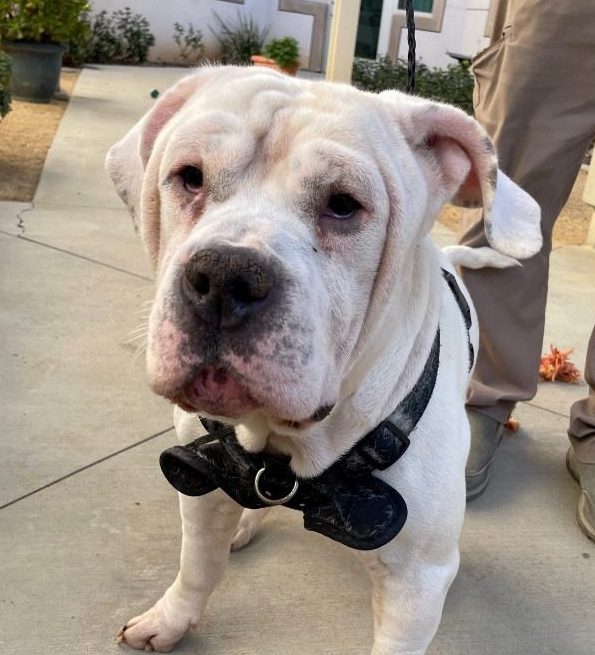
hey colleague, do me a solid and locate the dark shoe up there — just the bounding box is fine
[465,409,504,501]
[565,448,595,542]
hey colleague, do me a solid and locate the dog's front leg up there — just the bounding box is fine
[118,490,242,652]
[361,544,460,655]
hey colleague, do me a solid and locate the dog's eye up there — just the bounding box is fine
[181,166,203,193]
[324,194,361,219]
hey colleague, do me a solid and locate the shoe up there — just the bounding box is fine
[565,447,595,542]
[465,409,504,501]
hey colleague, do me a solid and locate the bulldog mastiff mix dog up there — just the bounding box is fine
[106,66,541,654]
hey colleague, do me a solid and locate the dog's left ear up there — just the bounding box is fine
[381,92,542,259]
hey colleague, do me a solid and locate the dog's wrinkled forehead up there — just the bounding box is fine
[160,72,380,169]
[176,70,373,136]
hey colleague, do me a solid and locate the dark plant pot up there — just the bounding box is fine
[2,41,66,103]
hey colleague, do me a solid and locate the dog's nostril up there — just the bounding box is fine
[230,279,254,304]
[230,275,271,305]
[195,273,210,296]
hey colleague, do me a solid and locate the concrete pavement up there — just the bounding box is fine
[1,65,593,654]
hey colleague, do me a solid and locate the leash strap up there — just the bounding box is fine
[405,0,416,93]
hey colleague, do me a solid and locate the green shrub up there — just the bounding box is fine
[0,0,91,44]
[0,50,11,117]
[84,7,155,65]
[173,22,204,65]
[210,12,269,65]
[352,56,474,114]
[263,37,300,70]
[62,13,92,67]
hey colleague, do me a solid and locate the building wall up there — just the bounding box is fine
[89,0,491,71]
[88,0,331,69]
[377,0,491,68]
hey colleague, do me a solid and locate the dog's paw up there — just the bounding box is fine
[117,596,196,652]
[231,508,270,551]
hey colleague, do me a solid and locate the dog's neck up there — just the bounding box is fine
[234,237,443,478]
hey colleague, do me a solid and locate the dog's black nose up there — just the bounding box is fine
[183,246,276,329]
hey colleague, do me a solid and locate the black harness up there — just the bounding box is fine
[160,269,472,551]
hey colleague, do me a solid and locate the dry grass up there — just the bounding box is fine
[0,70,79,202]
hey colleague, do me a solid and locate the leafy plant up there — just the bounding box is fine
[352,56,474,114]
[62,12,92,67]
[173,22,204,65]
[210,11,269,65]
[0,0,91,44]
[263,37,300,70]
[0,50,11,117]
[84,7,155,65]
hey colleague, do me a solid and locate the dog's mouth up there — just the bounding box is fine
[275,403,335,430]
[172,366,335,428]
[174,366,259,418]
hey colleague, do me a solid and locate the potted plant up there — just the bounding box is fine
[211,12,269,66]
[0,0,91,102]
[252,36,300,76]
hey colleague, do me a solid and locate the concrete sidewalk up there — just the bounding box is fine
[0,65,593,655]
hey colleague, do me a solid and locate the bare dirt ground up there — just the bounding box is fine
[0,69,79,202]
[0,68,591,246]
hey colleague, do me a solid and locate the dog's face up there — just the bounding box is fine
[107,66,541,431]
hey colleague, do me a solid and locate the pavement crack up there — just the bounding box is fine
[0,426,174,511]
[16,202,35,235]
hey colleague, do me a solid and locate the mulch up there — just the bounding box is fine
[0,69,79,202]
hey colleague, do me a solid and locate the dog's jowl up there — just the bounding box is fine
[107,66,541,654]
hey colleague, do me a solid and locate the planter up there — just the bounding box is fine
[250,54,298,77]
[2,41,67,103]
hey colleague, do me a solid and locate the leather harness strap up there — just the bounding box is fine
[159,269,472,550]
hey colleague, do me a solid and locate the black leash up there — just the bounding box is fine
[405,0,416,93]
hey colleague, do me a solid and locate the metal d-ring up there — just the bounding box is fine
[254,465,299,506]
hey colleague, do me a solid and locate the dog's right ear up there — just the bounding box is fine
[105,73,203,229]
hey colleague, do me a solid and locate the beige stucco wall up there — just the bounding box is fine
[89,0,331,70]
[90,0,494,71]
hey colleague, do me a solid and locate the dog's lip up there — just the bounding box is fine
[170,367,335,427]
[311,403,335,422]
[175,366,259,417]
[275,403,336,430]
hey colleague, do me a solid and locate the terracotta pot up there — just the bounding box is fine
[250,55,298,77]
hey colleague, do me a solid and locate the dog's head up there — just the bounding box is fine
[107,66,540,431]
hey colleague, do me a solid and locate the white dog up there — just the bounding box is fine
[106,66,541,654]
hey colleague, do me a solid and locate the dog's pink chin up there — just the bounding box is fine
[180,367,258,417]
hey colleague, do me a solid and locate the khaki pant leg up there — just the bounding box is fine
[569,327,595,463]
[460,1,595,422]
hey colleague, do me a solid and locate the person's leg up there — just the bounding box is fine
[567,327,595,541]
[569,327,595,462]
[462,0,595,497]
